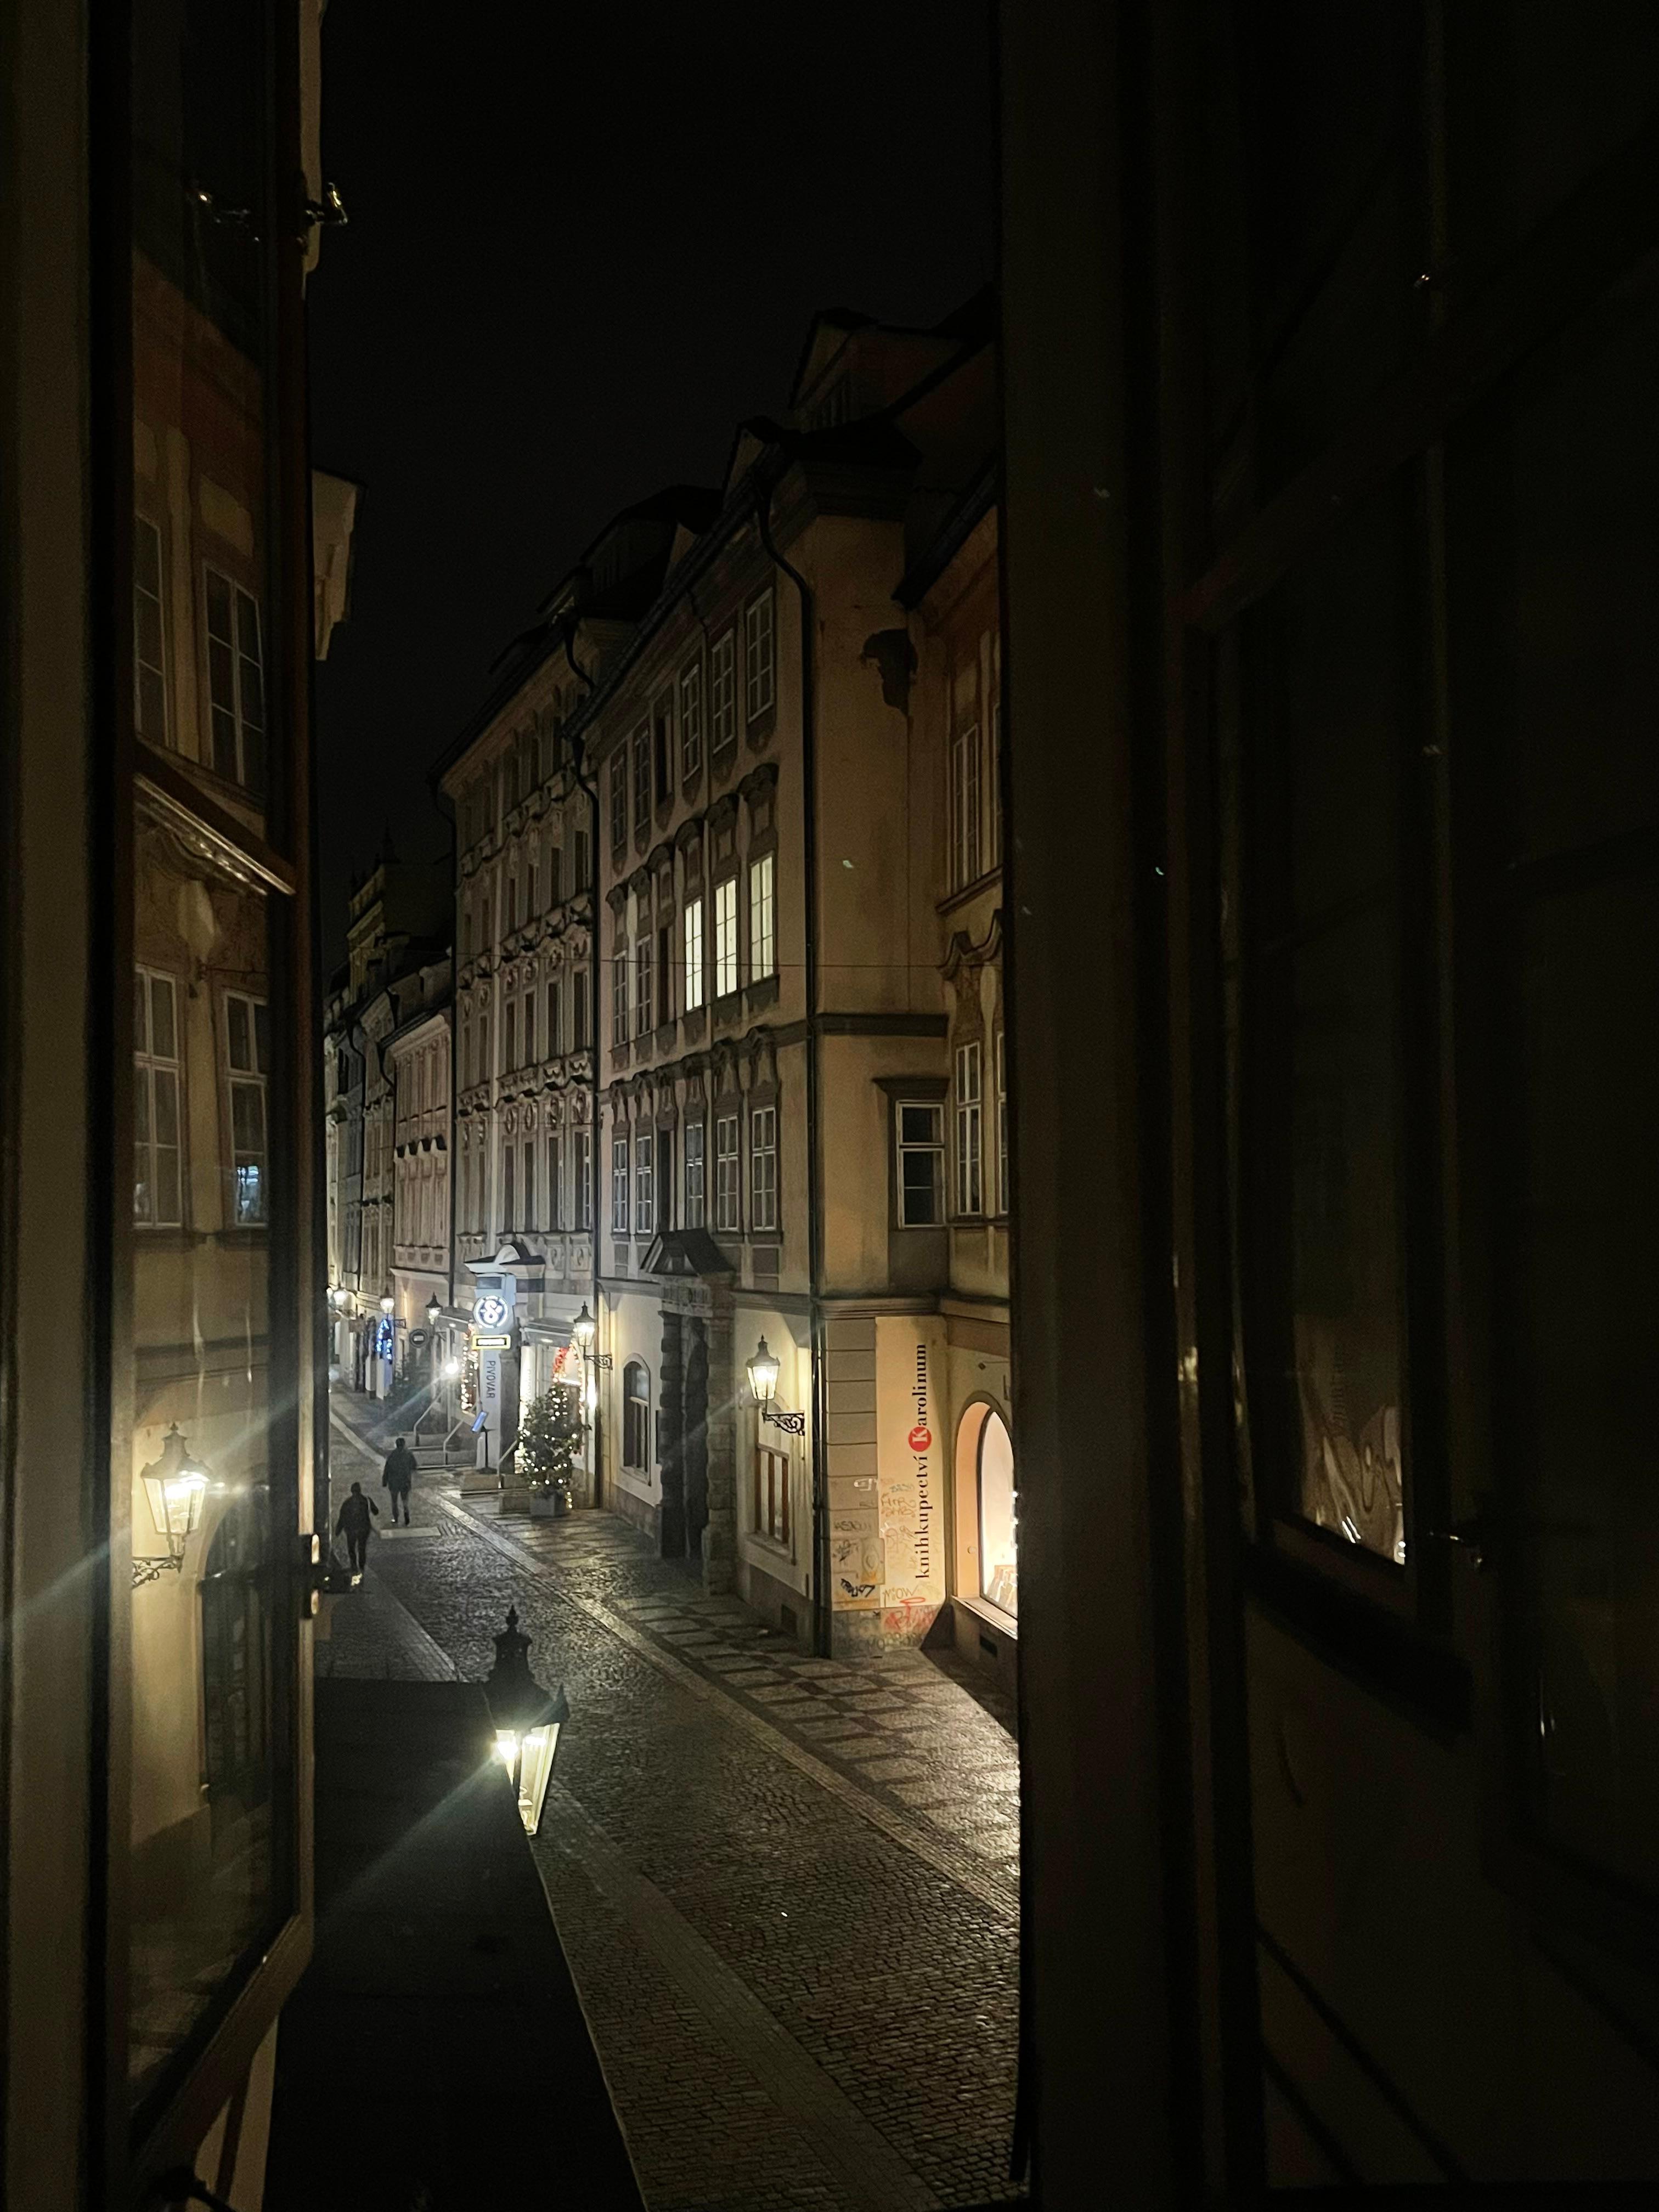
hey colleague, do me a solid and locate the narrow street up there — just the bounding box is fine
[322,1403,1024,2212]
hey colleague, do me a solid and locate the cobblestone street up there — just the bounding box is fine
[320,1404,1024,2212]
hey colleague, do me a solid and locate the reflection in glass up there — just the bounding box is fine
[1238,484,1411,1566]
[127,0,289,2117]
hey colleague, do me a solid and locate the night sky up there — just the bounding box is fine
[308,2,996,960]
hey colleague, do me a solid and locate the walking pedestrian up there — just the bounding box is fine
[382,1434,417,1525]
[335,1480,379,1575]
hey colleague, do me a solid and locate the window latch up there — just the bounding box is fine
[299,181,348,239]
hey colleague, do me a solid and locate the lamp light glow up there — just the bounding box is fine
[571,1302,595,1352]
[746,1335,781,1409]
[380,1290,395,1315]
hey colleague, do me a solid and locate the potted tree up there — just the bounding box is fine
[519,1384,583,1518]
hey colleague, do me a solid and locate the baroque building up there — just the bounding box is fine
[436,301,1004,1658]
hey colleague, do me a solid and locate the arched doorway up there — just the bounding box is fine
[950,1400,1019,1686]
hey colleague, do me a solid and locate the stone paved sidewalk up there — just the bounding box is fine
[325,1403,1024,2212]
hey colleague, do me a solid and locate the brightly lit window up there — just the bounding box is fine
[978,1410,1018,1618]
[134,966,182,1226]
[714,877,738,997]
[749,851,776,981]
[684,895,705,1012]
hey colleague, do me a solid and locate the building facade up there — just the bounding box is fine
[387,971,455,1393]
[321,853,447,1392]
[900,481,1014,1685]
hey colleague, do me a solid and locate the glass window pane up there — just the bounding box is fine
[127,0,293,2118]
[149,974,175,1061]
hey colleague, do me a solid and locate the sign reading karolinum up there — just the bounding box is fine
[873,1316,946,1631]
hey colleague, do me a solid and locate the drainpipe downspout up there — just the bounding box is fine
[562,619,606,1510]
[754,473,831,1660]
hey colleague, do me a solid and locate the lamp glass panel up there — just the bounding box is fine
[518,1720,560,1835]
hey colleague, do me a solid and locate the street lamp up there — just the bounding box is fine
[484,1605,569,1836]
[571,1302,595,1353]
[380,1289,395,1316]
[426,1294,442,1327]
[134,1424,210,1587]
[746,1335,806,1435]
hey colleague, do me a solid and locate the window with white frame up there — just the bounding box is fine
[610,752,627,856]
[478,1003,489,1081]
[751,1105,777,1233]
[635,936,654,1036]
[744,589,775,722]
[950,721,982,890]
[611,1134,629,1235]
[955,1040,983,1217]
[548,839,563,906]
[575,1127,592,1231]
[503,1138,516,1230]
[684,1118,706,1227]
[134,515,168,744]
[504,997,517,1071]
[995,1028,1008,1215]
[225,990,270,1224]
[710,628,737,757]
[754,1443,790,1546]
[683,895,705,1012]
[548,1131,563,1229]
[622,1360,650,1471]
[631,723,650,839]
[527,849,539,915]
[546,975,562,1057]
[523,985,537,1064]
[522,1138,536,1228]
[205,567,265,791]
[680,659,703,782]
[572,966,590,1051]
[612,941,629,1049]
[506,871,518,935]
[134,967,182,1226]
[748,851,776,981]
[573,817,590,893]
[714,1113,740,1232]
[635,1131,655,1237]
[714,877,738,997]
[895,1101,945,1226]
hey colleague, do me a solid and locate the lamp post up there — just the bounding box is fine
[746,1335,806,1435]
[134,1424,210,1588]
[483,1605,569,1836]
[571,1300,611,1487]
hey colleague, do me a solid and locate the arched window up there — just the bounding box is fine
[622,1359,651,1471]
[977,1410,1018,1618]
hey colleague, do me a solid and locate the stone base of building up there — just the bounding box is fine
[737,1552,809,1644]
[940,1595,1019,1699]
[606,1480,659,1545]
